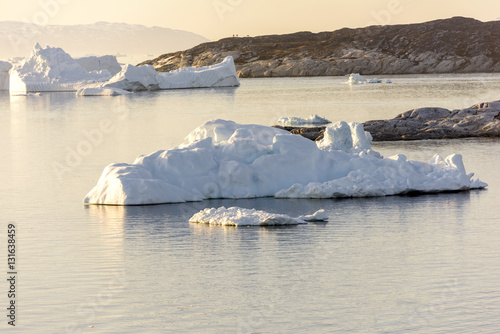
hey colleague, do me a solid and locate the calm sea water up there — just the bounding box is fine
[1,74,500,333]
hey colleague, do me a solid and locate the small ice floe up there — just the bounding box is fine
[277,114,331,126]
[346,73,392,85]
[297,209,328,222]
[189,206,311,226]
[347,73,367,84]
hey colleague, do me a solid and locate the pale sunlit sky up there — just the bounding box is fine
[1,0,499,40]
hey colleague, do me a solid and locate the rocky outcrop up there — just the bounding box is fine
[363,101,500,140]
[140,17,500,78]
[275,101,500,141]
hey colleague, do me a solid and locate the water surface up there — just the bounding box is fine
[0,74,499,333]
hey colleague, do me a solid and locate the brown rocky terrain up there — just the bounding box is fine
[139,17,500,78]
[274,101,500,141]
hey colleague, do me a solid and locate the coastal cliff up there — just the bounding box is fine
[140,17,500,78]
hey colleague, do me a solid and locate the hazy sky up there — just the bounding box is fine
[1,0,499,40]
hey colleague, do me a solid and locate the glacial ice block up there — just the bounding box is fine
[103,56,240,91]
[9,43,111,94]
[84,120,487,205]
[189,206,308,226]
[0,61,12,91]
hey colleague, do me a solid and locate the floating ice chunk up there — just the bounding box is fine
[76,55,122,76]
[76,87,130,96]
[84,120,487,205]
[277,114,331,126]
[189,206,307,226]
[0,61,12,91]
[297,209,328,222]
[347,73,367,84]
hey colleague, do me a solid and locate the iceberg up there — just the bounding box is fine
[347,73,367,84]
[346,73,391,85]
[277,114,331,126]
[9,43,111,94]
[84,120,487,205]
[189,206,308,226]
[103,56,240,91]
[0,61,12,91]
[9,44,240,95]
[75,55,122,76]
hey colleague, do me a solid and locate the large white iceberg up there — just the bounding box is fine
[189,207,308,226]
[9,44,240,94]
[0,61,13,91]
[84,120,487,205]
[103,56,239,91]
[9,43,111,94]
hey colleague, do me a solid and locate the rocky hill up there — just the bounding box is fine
[140,17,500,78]
[0,21,209,59]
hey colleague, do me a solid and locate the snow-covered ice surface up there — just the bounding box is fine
[277,114,331,126]
[84,120,487,205]
[0,61,12,91]
[9,44,240,94]
[189,206,308,226]
[75,55,122,76]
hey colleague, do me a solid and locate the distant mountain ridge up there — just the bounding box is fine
[140,17,500,77]
[0,21,209,59]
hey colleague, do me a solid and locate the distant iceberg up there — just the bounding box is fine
[84,120,487,205]
[0,61,13,91]
[277,114,331,126]
[9,44,240,95]
[346,73,391,85]
[347,73,367,84]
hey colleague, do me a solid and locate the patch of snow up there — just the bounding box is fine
[189,206,307,226]
[277,114,331,126]
[84,120,487,205]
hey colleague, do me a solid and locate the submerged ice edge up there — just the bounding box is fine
[83,120,487,206]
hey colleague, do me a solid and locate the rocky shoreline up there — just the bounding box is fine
[140,17,500,78]
[274,101,500,141]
